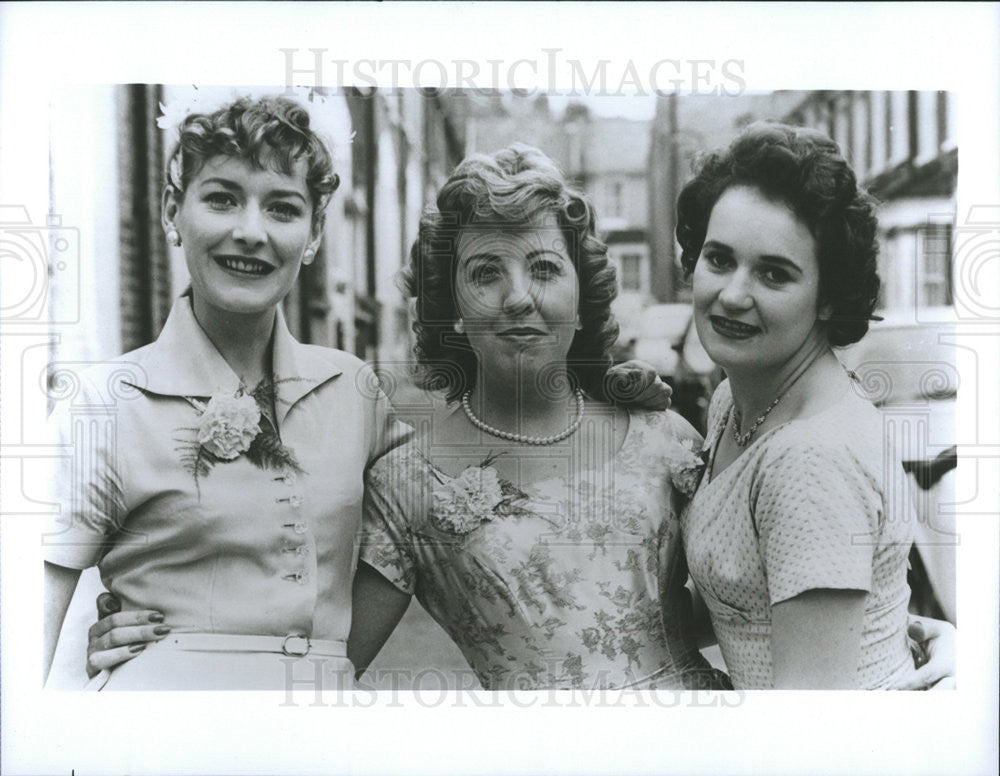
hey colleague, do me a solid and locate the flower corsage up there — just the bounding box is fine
[427,452,528,535]
[197,392,260,459]
[664,437,708,498]
[176,378,304,496]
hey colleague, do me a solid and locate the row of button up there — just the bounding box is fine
[278,470,308,584]
[283,570,310,585]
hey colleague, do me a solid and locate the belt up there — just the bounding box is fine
[160,633,348,658]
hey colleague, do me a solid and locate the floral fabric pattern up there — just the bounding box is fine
[360,409,729,691]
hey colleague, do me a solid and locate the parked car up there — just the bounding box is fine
[839,314,958,623]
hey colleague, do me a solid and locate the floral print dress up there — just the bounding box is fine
[360,408,730,691]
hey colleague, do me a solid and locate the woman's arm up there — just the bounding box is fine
[771,588,867,689]
[43,561,82,683]
[347,561,412,678]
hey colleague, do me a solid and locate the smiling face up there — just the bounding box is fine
[454,215,580,387]
[165,155,320,319]
[692,185,829,375]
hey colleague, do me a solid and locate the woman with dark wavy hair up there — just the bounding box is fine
[676,122,921,688]
[349,143,729,690]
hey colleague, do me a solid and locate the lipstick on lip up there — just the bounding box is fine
[709,315,760,338]
[215,255,275,276]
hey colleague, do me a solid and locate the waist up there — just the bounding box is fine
[160,632,348,658]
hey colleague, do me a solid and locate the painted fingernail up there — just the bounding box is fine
[148,612,165,623]
[129,644,146,653]
[153,625,171,636]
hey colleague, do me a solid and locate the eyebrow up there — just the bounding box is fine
[199,178,309,203]
[461,249,566,264]
[703,240,803,274]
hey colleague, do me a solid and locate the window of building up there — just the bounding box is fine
[606,180,624,218]
[620,253,643,292]
[919,222,954,307]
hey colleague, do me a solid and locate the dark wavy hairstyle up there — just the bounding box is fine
[403,143,619,402]
[165,95,339,227]
[676,122,881,346]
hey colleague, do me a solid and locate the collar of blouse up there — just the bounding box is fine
[121,295,344,426]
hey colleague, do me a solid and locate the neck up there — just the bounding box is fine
[726,331,835,422]
[190,294,275,388]
[468,365,579,436]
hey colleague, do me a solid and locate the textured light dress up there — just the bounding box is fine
[359,408,731,691]
[681,379,915,689]
[46,296,399,690]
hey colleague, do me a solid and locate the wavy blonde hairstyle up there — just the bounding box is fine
[403,143,619,402]
[165,95,340,228]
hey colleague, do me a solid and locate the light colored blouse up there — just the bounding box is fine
[45,295,399,645]
[681,379,915,689]
[359,408,730,691]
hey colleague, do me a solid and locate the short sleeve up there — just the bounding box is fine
[358,449,420,595]
[361,366,414,466]
[751,440,881,605]
[43,373,128,570]
[663,406,705,452]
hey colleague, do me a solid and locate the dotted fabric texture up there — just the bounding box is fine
[681,379,915,689]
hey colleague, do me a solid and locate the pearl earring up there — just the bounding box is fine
[454,319,465,334]
[303,248,315,265]
[166,228,181,247]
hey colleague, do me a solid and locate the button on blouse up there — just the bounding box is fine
[45,295,406,644]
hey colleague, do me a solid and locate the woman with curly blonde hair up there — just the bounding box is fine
[44,95,400,690]
[349,143,728,691]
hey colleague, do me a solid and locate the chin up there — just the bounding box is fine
[701,339,757,371]
[213,291,286,315]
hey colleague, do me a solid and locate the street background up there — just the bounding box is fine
[45,86,958,689]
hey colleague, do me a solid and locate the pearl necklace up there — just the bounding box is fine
[461,389,586,445]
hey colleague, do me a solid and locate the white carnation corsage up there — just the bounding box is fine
[427,452,528,535]
[196,392,261,460]
[664,437,707,498]
[176,379,305,497]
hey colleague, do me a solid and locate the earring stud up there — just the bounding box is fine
[166,228,181,247]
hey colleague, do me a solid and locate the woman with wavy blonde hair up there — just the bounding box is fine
[44,95,400,690]
[348,143,728,690]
